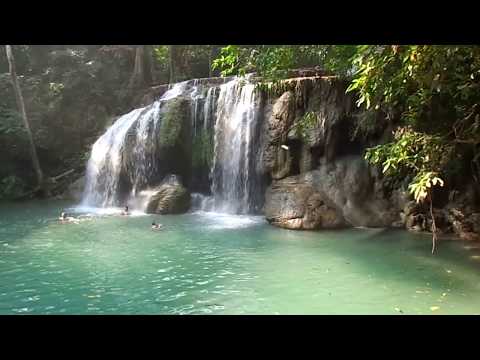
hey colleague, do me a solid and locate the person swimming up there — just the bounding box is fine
[121,206,130,216]
[59,211,78,223]
[151,222,163,230]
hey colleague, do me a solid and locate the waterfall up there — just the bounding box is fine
[208,77,263,214]
[81,75,264,214]
[81,81,190,207]
[203,87,218,132]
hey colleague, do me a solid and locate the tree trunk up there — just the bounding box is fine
[129,45,146,88]
[169,45,188,83]
[209,46,219,77]
[169,45,176,83]
[5,45,45,193]
[429,192,438,254]
[143,45,153,85]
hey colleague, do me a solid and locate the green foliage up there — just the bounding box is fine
[408,172,444,203]
[294,111,318,141]
[347,45,480,136]
[320,45,358,77]
[255,79,298,98]
[253,46,295,82]
[152,45,170,82]
[48,82,65,96]
[153,45,219,82]
[365,127,452,202]
[351,45,480,202]
[153,46,169,63]
[211,45,358,81]
[212,45,246,77]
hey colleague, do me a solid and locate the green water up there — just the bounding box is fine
[1,200,480,315]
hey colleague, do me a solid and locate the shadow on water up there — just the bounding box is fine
[169,215,480,297]
[285,226,480,294]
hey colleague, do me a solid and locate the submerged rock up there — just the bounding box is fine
[145,175,191,214]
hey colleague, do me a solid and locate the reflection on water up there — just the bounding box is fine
[0,200,480,315]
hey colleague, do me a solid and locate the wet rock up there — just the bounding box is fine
[469,213,480,233]
[406,213,427,232]
[404,203,451,234]
[145,175,190,214]
[261,91,296,179]
[404,201,425,217]
[264,175,345,230]
[303,192,345,229]
[265,155,409,230]
[459,231,480,241]
[442,207,480,240]
[60,176,85,201]
[307,156,403,227]
[448,208,468,234]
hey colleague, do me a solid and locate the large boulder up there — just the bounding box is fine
[265,175,345,230]
[145,175,191,214]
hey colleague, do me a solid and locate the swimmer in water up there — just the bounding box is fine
[59,212,79,223]
[151,222,163,230]
[121,206,130,216]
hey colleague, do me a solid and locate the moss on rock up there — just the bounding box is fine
[158,97,190,149]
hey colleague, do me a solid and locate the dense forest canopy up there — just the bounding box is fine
[1,45,480,218]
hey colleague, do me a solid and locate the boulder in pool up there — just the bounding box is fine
[145,175,191,214]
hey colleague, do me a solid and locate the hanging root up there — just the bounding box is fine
[430,193,437,255]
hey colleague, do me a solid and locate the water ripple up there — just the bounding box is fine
[1,202,480,314]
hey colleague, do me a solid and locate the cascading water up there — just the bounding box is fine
[81,81,191,207]
[82,75,264,214]
[208,77,263,214]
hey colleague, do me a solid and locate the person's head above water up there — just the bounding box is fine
[152,222,156,226]
[125,206,129,211]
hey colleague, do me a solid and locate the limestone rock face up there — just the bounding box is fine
[264,155,409,230]
[145,175,191,214]
[448,208,480,241]
[261,91,296,180]
[265,175,345,230]
[61,176,86,201]
[399,201,480,240]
